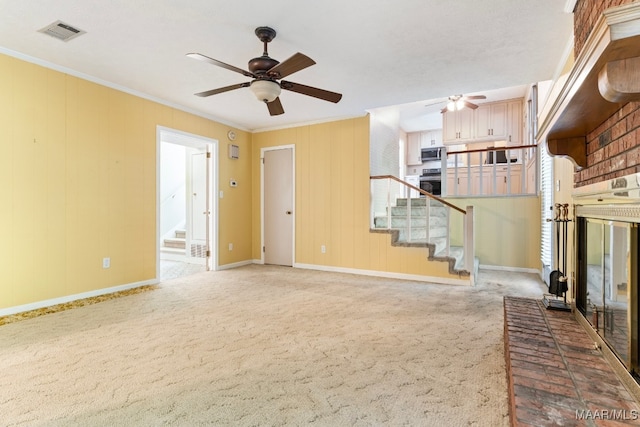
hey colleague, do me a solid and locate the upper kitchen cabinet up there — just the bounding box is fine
[406,132,423,165]
[506,100,522,145]
[443,98,523,145]
[443,108,474,142]
[422,129,443,147]
[475,102,507,140]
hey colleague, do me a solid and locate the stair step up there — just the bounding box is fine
[374,215,448,229]
[390,206,447,217]
[396,198,443,207]
[397,226,448,241]
[164,237,186,249]
[175,229,186,239]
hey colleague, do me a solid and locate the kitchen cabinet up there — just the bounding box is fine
[421,129,443,147]
[506,100,522,145]
[443,98,523,145]
[406,132,423,165]
[443,108,474,143]
[500,165,522,194]
[475,102,507,140]
[405,175,420,198]
[446,169,475,196]
[446,164,523,196]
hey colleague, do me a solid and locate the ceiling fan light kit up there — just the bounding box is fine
[440,94,487,113]
[250,80,281,103]
[188,26,342,116]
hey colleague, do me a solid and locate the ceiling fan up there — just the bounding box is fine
[187,26,342,116]
[439,94,487,113]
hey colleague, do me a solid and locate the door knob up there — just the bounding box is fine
[286,211,292,215]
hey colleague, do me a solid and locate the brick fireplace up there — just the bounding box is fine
[538,0,640,395]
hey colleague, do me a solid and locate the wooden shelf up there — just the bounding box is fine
[539,3,640,169]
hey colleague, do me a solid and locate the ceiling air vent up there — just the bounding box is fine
[38,20,86,42]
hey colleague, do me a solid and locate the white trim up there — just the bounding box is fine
[217,260,255,270]
[564,0,577,13]
[0,47,250,132]
[252,113,367,133]
[294,263,472,286]
[157,127,219,276]
[261,145,296,266]
[479,264,540,274]
[0,279,157,317]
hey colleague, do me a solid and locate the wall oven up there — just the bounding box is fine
[419,168,441,196]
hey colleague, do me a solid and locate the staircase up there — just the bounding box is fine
[373,197,473,276]
[163,229,186,251]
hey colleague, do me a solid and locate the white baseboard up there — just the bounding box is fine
[479,264,540,274]
[0,279,158,317]
[294,263,471,286]
[216,260,255,270]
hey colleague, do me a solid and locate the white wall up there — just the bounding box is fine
[160,142,186,239]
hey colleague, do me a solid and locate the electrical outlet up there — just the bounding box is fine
[321,245,326,254]
[102,257,110,269]
[229,243,233,251]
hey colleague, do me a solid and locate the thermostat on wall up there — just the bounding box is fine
[228,144,239,159]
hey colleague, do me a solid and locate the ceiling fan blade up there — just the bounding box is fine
[424,98,447,107]
[266,97,285,116]
[195,82,250,97]
[267,52,316,79]
[280,81,342,103]
[463,101,479,109]
[466,95,486,100]
[187,53,255,78]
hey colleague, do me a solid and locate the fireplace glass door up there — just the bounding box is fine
[578,218,635,369]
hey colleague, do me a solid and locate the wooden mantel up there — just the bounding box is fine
[539,3,640,169]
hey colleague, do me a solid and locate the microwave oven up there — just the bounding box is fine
[421,147,441,161]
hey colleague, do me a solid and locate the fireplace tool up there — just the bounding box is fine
[543,203,571,311]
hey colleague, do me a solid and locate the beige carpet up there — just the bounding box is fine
[0,265,546,426]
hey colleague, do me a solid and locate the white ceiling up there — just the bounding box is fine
[0,0,574,132]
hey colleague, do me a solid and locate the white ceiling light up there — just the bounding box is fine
[446,95,467,112]
[250,80,281,103]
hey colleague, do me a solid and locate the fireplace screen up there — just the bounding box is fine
[577,217,639,372]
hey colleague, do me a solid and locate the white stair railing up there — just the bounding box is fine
[370,175,474,277]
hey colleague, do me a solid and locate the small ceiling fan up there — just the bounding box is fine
[439,94,487,113]
[187,26,342,116]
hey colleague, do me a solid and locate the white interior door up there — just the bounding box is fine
[188,148,209,264]
[263,147,294,266]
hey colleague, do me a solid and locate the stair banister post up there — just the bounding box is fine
[407,197,412,242]
[445,207,450,257]
[370,178,375,228]
[464,206,475,275]
[440,147,447,197]
[386,178,391,230]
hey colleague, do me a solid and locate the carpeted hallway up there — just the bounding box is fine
[0,265,546,426]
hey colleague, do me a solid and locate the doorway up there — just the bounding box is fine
[157,127,218,280]
[262,146,294,266]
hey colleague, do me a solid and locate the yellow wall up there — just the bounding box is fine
[251,117,462,279]
[0,53,252,310]
[0,51,544,311]
[448,196,541,269]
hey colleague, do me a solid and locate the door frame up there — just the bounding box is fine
[260,145,295,265]
[157,126,219,276]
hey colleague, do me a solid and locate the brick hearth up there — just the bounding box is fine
[504,297,640,426]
